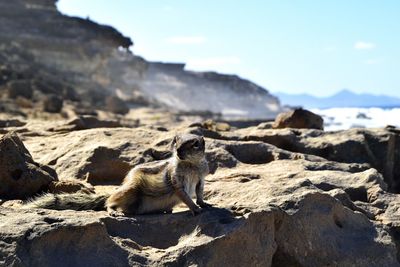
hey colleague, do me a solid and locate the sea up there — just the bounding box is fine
[311,107,400,131]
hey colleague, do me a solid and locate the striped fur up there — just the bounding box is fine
[24,193,109,211]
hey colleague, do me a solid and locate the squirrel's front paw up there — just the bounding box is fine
[109,210,125,217]
[197,200,212,209]
[191,205,202,216]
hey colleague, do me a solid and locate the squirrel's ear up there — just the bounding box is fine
[171,135,178,148]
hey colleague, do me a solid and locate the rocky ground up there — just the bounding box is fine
[1,111,400,267]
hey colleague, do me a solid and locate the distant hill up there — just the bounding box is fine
[275,89,400,109]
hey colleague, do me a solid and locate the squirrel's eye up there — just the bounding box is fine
[192,140,200,148]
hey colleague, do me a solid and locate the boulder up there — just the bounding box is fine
[105,96,129,115]
[0,133,57,199]
[0,119,26,128]
[43,94,63,113]
[0,208,130,266]
[204,126,400,192]
[6,80,33,99]
[273,108,324,130]
[24,127,175,184]
[50,116,122,132]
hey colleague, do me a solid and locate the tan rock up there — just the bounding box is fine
[0,132,56,199]
[24,127,175,184]
[273,108,324,130]
[105,96,129,115]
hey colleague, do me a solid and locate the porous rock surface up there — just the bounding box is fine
[0,132,56,199]
[1,119,400,266]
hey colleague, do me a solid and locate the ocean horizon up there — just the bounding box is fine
[311,107,400,131]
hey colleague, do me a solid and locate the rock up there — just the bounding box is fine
[43,95,63,113]
[1,123,400,266]
[272,193,396,266]
[206,126,400,192]
[15,96,34,109]
[51,115,122,132]
[205,160,398,266]
[0,132,56,199]
[140,63,282,119]
[357,112,371,120]
[6,80,33,99]
[190,120,231,132]
[0,65,13,85]
[24,127,175,184]
[0,146,399,266]
[105,96,130,114]
[0,208,130,266]
[62,86,78,101]
[0,119,26,128]
[32,79,78,101]
[273,108,324,130]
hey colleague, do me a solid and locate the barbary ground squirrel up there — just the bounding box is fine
[25,134,211,216]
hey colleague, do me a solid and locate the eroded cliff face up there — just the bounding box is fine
[140,63,281,118]
[0,0,145,99]
[0,0,282,118]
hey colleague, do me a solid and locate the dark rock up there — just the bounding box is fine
[357,112,372,120]
[0,119,26,128]
[273,108,324,130]
[31,79,56,95]
[43,95,63,113]
[105,96,129,114]
[62,86,78,101]
[51,115,122,132]
[32,79,79,101]
[0,65,13,85]
[0,132,56,199]
[6,80,33,99]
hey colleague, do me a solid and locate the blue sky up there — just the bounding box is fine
[58,0,400,97]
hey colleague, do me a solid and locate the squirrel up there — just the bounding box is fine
[24,134,211,216]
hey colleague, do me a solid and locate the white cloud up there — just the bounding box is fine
[165,36,206,45]
[186,57,241,69]
[354,41,376,50]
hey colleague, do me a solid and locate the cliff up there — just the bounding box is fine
[0,0,281,119]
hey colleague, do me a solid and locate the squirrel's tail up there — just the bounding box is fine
[24,193,110,211]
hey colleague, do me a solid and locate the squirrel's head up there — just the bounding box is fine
[172,134,205,162]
